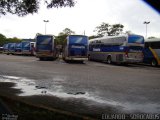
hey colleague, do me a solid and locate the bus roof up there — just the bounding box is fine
[89,34,143,42]
[36,34,54,37]
[68,35,88,37]
[145,38,160,42]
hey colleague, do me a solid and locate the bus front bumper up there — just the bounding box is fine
[125,58,143,63]
[65,57,88,61]
[36,52,53,58]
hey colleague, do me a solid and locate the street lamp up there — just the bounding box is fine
[43,20,49,35]
[143,21,150,38]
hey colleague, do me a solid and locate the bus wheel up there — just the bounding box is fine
[151,59,157,67]
[107,56,112,64]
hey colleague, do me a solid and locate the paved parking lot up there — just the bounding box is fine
[0,54,160,118]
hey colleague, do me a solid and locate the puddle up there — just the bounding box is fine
[67,92,86,95]
[0,75,160,113]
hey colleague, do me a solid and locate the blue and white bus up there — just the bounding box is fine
[88,34,144,64]
[3,44,9,54]
[6,43,16,55]
[143,38,160,66]
[36,35,57,60]
[22,41,30,55]
[62,35,88,62]
[15,42,22,55]
[21,41,35,56]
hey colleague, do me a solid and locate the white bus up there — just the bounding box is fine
[88,34,144,64]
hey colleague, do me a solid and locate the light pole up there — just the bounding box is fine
[43,20,49,35]
[143,21,150,38]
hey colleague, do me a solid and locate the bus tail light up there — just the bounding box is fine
[125,51,129,58]
[141,52,144,58]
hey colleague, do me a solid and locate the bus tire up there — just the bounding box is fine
[151,59,157,67]
[107,56,112,64]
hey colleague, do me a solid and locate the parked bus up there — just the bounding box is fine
[3,44,9,54]
[5,43,14,55]
[21,41,35,56]
[143,38,160,66]
[35,35,57,60]
[62,35,88,62]
[21,41,30,55]
[15,42,22,55]
[8,43,16,55]
[88,34,144,64]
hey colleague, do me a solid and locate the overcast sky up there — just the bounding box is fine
[0,0,160,39]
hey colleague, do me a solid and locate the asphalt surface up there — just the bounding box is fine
[0,54,160,118]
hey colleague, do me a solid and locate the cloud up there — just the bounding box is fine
[0,0,159,38]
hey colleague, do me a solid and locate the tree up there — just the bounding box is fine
[0,0,75,16]
[94,22,124,37]
[0,33,6,46]
[0,33,6,40]
[55,28,75,45]
[148,36,156,39]
[62,28,75,35]
[0,33,21,46]
[109,24,124,36]
[88,35,99,39]
[94,22,110,37]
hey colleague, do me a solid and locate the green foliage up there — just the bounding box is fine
[88,35,99,39]
[148,36,156,39]
[0,0,75,16]
[94,22,110,37]
[109,24,124,36]
[94,22,124,37]
[62,28,75,35]
[55,28,75,45]
[55,33,68,45]
[0,33,21,46]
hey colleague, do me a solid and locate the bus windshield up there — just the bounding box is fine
[69,36,88,45]
[16,43,21,48]
[37,36,52,45]
[24,43,30,47]
[128,35,144,44]
[10,44,15,48]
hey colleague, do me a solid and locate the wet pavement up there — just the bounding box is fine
[0,54,160,117]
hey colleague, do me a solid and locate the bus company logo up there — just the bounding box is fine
[2,114,18,120]
[119,47,124,50]
[71,45,85,49]
[93,48,101,52]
